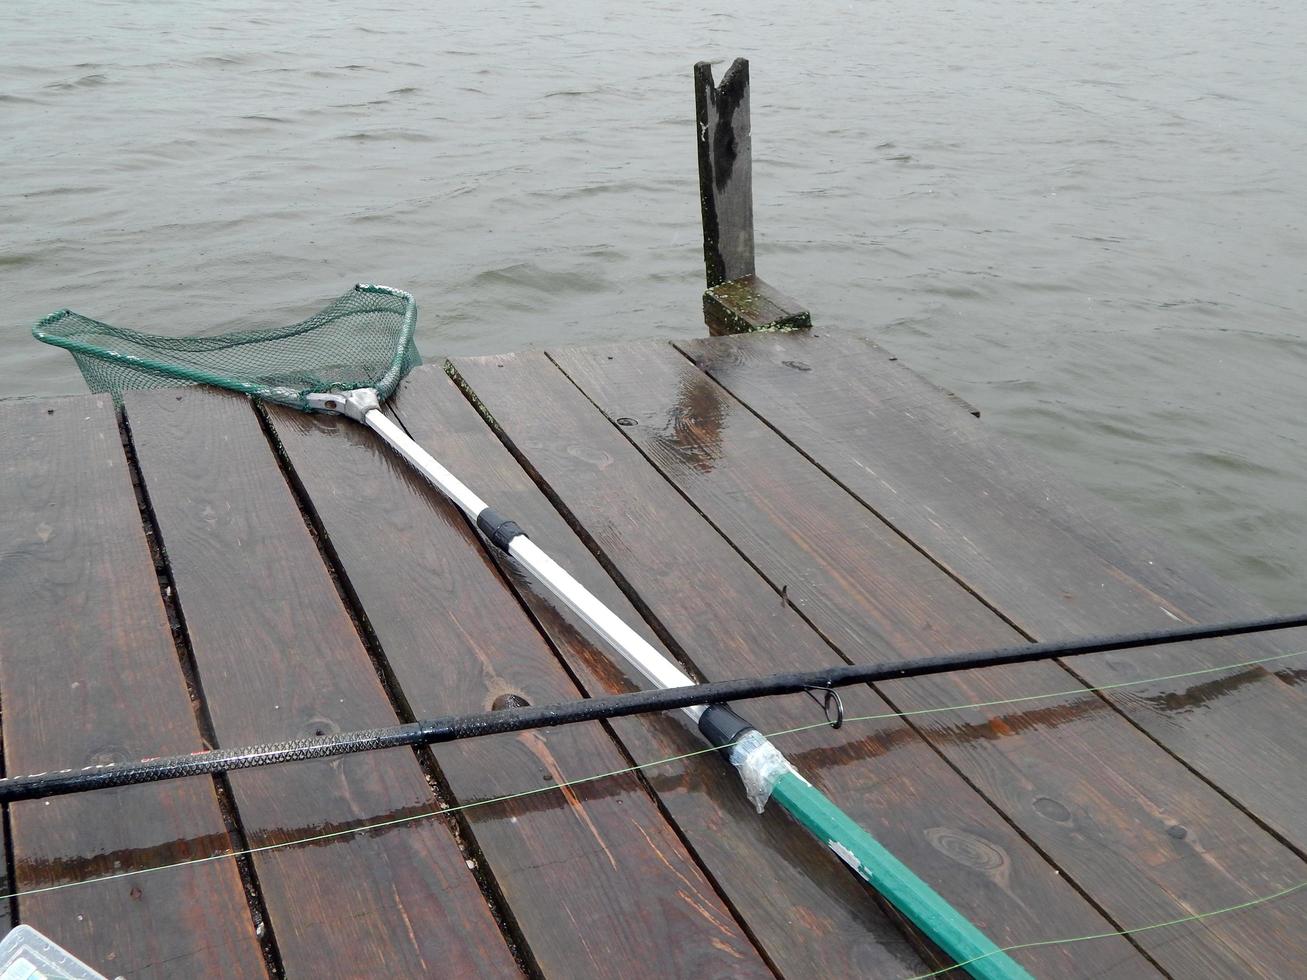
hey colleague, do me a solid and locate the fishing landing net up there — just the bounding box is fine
[32,283,420,410]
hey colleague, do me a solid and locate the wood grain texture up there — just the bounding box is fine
[391,366,936,978]
[679,330,1307,864]
[262,401,768,979]
[695,58,754,288]
[0,395,265,977]
[551,338,1307,977]
[123,389,517,978]
[450,352,1150,979]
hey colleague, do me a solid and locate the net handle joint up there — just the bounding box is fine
[305,387,381,421]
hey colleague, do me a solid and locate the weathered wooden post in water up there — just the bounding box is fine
[695,58,811,335]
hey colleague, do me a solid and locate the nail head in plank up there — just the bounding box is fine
[0,395,265,976]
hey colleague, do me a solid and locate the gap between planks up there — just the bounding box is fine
[117,405,285,978]
[368,394,785,974]
[121,387,524,977]
[254,393,770,977]
[250,401,537,977]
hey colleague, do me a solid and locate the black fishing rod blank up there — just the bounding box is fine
[4,609,1302,805]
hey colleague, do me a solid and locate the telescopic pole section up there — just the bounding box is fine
[771,772,1021,980]
[507,536,704,714]
[350,390,1031,979]
[362,405,704,712]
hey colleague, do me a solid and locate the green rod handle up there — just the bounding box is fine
[770,771,1032,980]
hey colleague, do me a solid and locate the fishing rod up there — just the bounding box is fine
[5,609,1301,804]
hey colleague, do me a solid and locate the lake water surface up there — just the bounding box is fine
[3,0,1304,608]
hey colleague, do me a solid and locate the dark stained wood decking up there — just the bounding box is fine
[2,330,1303,978]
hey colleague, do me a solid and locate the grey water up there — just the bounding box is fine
[3,0,1304,609]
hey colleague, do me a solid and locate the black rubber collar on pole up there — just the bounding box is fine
[698,704,756,758]
[476,507,525,552]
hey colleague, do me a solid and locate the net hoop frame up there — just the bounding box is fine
[32,283,418,409]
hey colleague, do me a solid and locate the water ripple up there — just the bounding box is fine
[2,0,1304,608]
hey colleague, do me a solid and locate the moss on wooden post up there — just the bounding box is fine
[703,275,811,335]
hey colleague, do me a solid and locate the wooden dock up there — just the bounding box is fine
[3,326,1307,978]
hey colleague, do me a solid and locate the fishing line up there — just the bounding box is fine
[5,645,1302,934]
[908,879,1307,979]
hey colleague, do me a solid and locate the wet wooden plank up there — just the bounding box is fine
[680,331,1275,635]
[552,339,1307,977]
[679,330,1307,863]
[450,352,1151,979]
[122,389,518,978]
[0,395,265,977]
[261,403,769,979]
[389,367,934,978]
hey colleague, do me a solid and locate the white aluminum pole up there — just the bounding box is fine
[358,402,704,721]
[362,405,490,520]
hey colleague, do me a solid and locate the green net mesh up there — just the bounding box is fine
[33,284,420,410]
